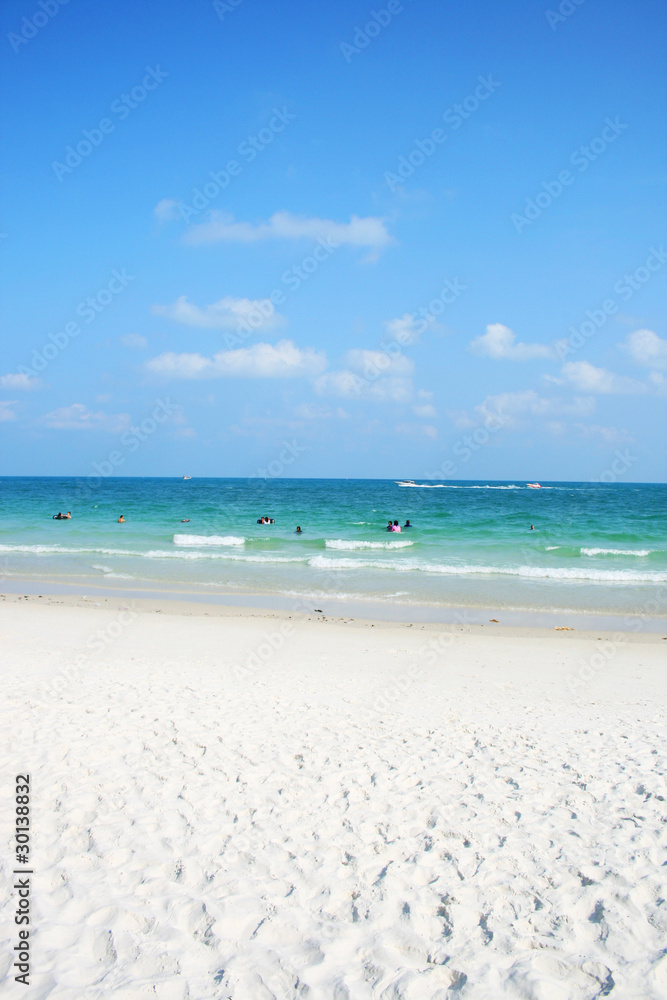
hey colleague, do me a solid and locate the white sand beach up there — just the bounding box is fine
[1,595,666,999]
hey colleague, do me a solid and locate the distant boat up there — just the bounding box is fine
[396,480,415,486]
[527,483,541,489]
[182,475,192,480]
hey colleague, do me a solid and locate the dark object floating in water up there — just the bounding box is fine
[314,608,323,613]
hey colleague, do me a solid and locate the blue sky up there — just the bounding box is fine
[1,0,665,481]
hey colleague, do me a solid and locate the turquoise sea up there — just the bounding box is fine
[1,477,667,621]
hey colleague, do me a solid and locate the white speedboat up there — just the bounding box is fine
[527,483,541,489]
[395,480,415,486]
[182,475,191,480]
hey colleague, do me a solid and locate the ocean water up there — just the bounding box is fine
[1,477,666,619]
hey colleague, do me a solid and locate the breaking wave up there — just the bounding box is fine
[173,534,245,547]
[307,555,667,583]
[325,539,413,551]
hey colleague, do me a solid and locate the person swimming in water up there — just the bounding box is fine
[386,520,393,531]
[404,519,412,528]
[52,511,72,519]
[391,520,401,532]
[117,515,125,523]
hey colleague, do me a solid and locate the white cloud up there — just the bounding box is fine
[469,323,555,361]
[120,334,148,349]
[0,401,17,422]
[413,403,437,418]
[40,404,131,432]
[546,421,566,436]
[146,340,327,380]
[154,198,180,222]
[184,210,392,249]
[574,423,634,445]
[151,295,285,331]
[395,422,438,439]
[294,402,332,420]
[384,313,427,344]
[452,390,596,430]
[314,370,413,403]
[561,361,646,394]
[345,348,414,377]
[312,345,416,403]
[0,373,41,389]
[621,329,667,369]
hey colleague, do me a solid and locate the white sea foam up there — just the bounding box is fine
[280,588,412,602]
[0,543,73,554]
[397,483,542,489]
[308,555,667,583]
[0,543,138,557]
[581,547,652,557]
[143,549,303,564]
[173,533,245,547]
[0,542,300,565]
[325,539,414,551]
[91,564,113,573]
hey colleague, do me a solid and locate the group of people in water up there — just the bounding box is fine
[257,519,412,534]
[258,516,304,532]
[53,510,415,533]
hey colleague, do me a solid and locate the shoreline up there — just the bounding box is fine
[2,576,667,634]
